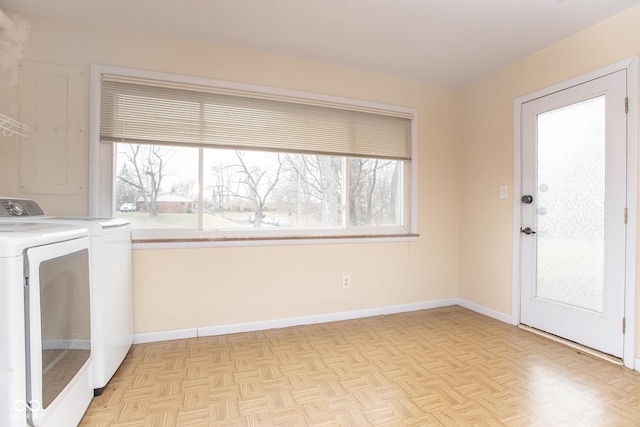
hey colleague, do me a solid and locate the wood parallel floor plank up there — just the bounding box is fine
[80,306,640,426]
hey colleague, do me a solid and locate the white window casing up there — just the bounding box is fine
[89,65,418,247]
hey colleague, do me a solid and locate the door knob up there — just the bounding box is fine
[521,195,533,204]
[520,227,536,235]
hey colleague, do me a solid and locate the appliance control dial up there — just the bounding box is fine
[8,201,25,216]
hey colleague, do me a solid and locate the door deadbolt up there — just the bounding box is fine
[521,195,533,204]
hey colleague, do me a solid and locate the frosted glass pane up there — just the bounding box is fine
[535,96,605,313]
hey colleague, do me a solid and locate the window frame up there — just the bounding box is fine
[89,64,418,247]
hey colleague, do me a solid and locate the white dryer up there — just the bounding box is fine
[0,198,133,396]
[0,222,93,426]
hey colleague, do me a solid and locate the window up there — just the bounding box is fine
[91,66,417,244]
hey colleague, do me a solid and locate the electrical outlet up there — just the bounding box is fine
[342,275,351,289]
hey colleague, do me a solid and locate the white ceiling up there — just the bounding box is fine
[2,0,640,87]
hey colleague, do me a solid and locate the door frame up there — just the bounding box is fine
[512,57,638,369]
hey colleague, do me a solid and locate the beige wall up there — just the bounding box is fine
[0,13,461,333]
[2,6,638,362]
[460,6,640,358]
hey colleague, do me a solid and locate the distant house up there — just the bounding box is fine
[138,193,194,213]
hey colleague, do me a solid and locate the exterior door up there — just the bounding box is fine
[520,70,627,358]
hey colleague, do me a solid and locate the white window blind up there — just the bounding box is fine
[100,74,412,160]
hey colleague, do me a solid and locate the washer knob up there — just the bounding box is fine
[8,201,24,216]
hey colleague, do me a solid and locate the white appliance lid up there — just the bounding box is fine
[0,222,88,256]
[49,216,130,229]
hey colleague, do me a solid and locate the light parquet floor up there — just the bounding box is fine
[80,306,640,426]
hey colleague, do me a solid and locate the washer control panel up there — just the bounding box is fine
[0,198,45,217]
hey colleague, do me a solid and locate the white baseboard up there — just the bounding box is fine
[456,299,512,323]
[134,327,197,344]
[134,298,461,344]
[636,358,640,372]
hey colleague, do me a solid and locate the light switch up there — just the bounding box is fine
[499,185,508,199]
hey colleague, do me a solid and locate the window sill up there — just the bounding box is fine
[131,233,419,249]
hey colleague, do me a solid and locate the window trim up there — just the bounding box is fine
[89,64,419,247]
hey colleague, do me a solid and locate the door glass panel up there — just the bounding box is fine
[536,96,605,313]
[38,249,91,408]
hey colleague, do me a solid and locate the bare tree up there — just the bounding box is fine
[116,144,173,217]
[115,163,138,206]
[208,163,236,214]
[233,151,285,227]
[170,179,196,199]
[205,151,398,228]
[350,158,396,225]
[286,154,342,226]
[388,162,400,223]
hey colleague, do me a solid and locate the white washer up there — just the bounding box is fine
[50,216,133,396]
[0,198,133,396]
[0,222,93,427]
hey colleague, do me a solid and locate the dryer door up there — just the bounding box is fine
[25,237,92,426]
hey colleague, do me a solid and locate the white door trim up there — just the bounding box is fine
[512,57,638,369]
